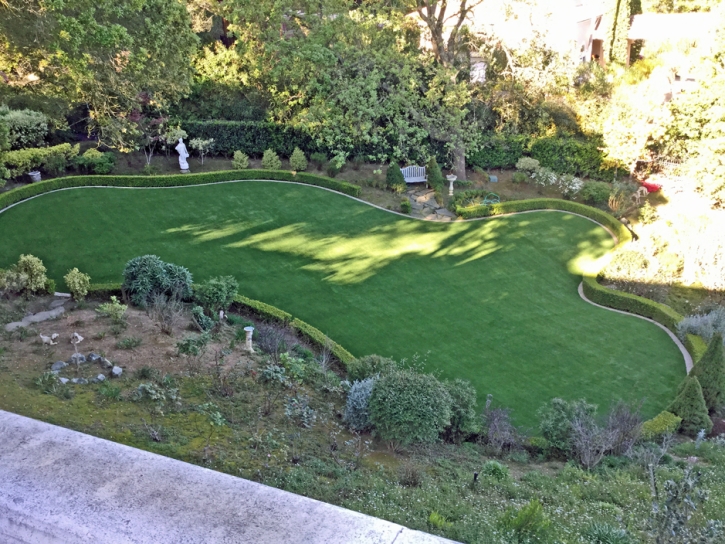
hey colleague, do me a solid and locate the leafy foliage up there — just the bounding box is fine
[500,499,551,543]
[641,411,682,441]
[0,253,48,295]
[537,398,597,455]
[344,377,377,432]
[63,268,90,301]
[194,275,238,314]
[0,107,48,149]
[347,354,397,382]
[73,148,115,174]
[579,181,612,205]
[443,379,479,443]
[426,156,445,192]
[122,255,193,308]
[1,143,79,179]
[96,296,127,323]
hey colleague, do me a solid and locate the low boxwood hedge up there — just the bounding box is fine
[0,169,361,212]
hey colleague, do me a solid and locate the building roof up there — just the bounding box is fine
[628,13,713,42]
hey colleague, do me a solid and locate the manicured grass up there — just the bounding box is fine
[0,181,685,424]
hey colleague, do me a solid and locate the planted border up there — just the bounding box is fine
[0,169,361,212]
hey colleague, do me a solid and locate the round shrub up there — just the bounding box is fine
[261,149,282,170]
[368,369,452,448]
[579,181,612,205]
[640,411,682,441]
[122,255,193,308]
[0,254,47,295]
[74,148,115,174]
[194,275,238,314]
[481,460,509,480]
[344,377,377,431]
[515,157,540,173]
[64,268,91,301]
[512,172,528,184]
[310,152,327,170]
[232,150,249,169]
[289,147,308,172]
[347,354,397,382]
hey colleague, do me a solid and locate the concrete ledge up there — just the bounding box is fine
[0,410,455,544]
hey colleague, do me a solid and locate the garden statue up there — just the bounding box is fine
[176,137,190,173]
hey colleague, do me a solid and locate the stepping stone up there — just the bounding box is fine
[50,299,67,309]
[4,306,65,332]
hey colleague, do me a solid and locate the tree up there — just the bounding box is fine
[0,0,198,146]
[666,376,712,437]
[690,334,725,412]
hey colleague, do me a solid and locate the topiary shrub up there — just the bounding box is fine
[347,354,397,382]
[443,379,479,443]
[344,377,378,432]
[512,172,528,184]
[666,376,713,437]
[63,268,91,301]
[368,369,452,449]
[0,254,48,295]
[289,147,308,172]
[640,411,682,441]
[231,150,249,169]
[385,163,406,193]
[194,275,238,314]
[689,333,725,412]
[579,181,612,205]
[426,156,445,192]
[261,149,282,170]
[537,398,596,456]
[122,255,193,308]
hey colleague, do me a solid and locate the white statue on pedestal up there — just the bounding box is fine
[175,137,190,172]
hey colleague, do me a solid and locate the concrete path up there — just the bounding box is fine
[4,306,65,332]
[0,410,455,544]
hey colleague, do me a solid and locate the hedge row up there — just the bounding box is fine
[232,295,355,366]
[454,198,632,245]
[0,169,361,212]
[2,143,80,179]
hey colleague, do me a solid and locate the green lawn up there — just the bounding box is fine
[0,181,685,424]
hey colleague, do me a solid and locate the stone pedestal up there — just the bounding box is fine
[446,174,457,196]
[244,326,255,353]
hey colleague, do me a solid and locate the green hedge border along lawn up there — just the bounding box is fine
[0,180,688,425]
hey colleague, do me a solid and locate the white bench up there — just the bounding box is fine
[401,165,427,184]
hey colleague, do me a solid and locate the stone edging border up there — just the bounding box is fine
[578,282,692,373]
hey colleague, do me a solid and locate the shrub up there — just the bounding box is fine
[116,336,142,349]
[122,255,193,308]
[582,522,632,544]
[531,166,558,188]
[443,379,479,443]
[677,307,725,346]
[0,254,47,295]
[176,333,211,356]
[96,296,127,323]
[641,411,682,441]
[0,107,48,149]
[285,395,316,428]
[310,152,327,169]
[599,249,650,282]
[481,460,509,480]
[689,333,725,412]
[499,500,551,543]
[512,172,528,184]
[261,149,282,170]
[579,181,612,205]
[385,163,406,193]
[44,278,56,294]
[63,268,91,301]
[325,161,341,178]
[426,156,445,192]
[639,201,659,224]
[537,398,596,456]
[351,154,365,170]
[482,397,522,455]
[400,198,411,214]
[467,134,529,169]
[73,148,115,174]
[191,305,215,332]
[666,376,712,437]
[231,150,249,169]
[368,369,452,448]
[344,377,378,432]
[2,143,79,179]
[289,147,308,171]
[529,136,621,180]
[148,293,184,335]
[194,275,238,314]
[42,153,68,176]
[515,157,540,173]
[189,138,215,165]
[347,354,397,382]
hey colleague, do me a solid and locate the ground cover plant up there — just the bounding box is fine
[0,181,685,424]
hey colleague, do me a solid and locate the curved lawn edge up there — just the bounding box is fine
[2,172,705,364]
[578,282,693,373]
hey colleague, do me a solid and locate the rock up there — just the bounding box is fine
[96,374,106,382]
[87,353,101,363]
[49,299,66,309]
[99,358,113,369]
[436,208,456,218]
[111,366,123,378]
[51,361,67,371]
[68,353,86,365]
[70,378,88,385]
[4,306,65,332]
[59,378,69,385]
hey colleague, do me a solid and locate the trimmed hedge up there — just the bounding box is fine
[467,134,529,170]
[455,198,631,244]
[0,169,361,212]
[86,282,123,300]
[232,294,293,324]
[2,143,80,179]
[685,334,709,363]
[529,137,625,181]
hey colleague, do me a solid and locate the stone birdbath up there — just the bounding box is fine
[244,326,255,353]
[446,174,457,196]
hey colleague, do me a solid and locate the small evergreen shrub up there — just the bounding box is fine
[116,336,142,349]
[512,172,528,184]
[0,254,47,295]
[444,379,479,443]
[310,152,327,169]
[122,255,193,308]
[344,377,378,432]
[690,333,725,411]
[426,156,445,192]
[289,147,308,171]
[2,143,79,179]
[666,376,713,437]
[74,148,115,174]
[640,411,682,441]
[515,157,540,173]
[400,198,411,214]
[599,249,650,282]
[261,149,282,170]
[42,153,68,176]
[579,181,612,205]
[231,150,249,169]
[385,164,406,193]
[347,354,397,382]
[63,268,91,301]
[481,460,509,480]
[537,398,596,455]
[368,369,452,448]
[194,275,238,314]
